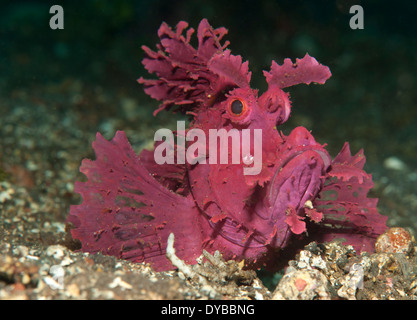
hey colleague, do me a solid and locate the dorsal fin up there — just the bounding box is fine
[138,19,251,116]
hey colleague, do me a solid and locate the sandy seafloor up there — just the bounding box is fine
[1,0,417,300]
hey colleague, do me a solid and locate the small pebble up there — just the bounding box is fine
[66,283,81,298]
[46,245,67,260]
[375,227,414,254]
[108,277,133,290]
[272,269,331,300]
[383,156,407,171]
[13,245,29,257]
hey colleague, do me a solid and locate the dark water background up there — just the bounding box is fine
[1,1,416,245]
[2,0,417,160]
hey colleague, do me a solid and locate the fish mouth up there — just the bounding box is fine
[268,145,331,206]
[271,145,330,185]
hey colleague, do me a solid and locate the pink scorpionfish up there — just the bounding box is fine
[68,19,387,271]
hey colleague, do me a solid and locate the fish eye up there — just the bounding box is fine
[228,98,249,117]
[230,99,244,115]
[225,96,251,124]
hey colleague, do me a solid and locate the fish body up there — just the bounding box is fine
[68,20,387,271]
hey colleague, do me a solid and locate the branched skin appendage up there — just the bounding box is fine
[67,19,387,272]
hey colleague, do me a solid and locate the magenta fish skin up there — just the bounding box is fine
[67,19,387,271]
